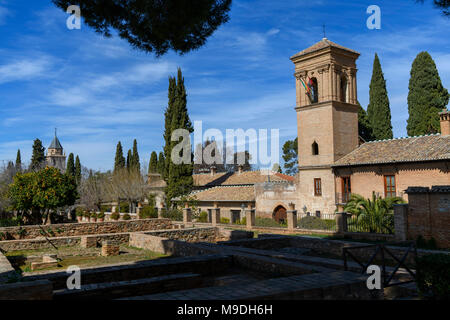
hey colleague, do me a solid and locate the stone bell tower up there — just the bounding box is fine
[290,38,360,215]
[46,129,66,172]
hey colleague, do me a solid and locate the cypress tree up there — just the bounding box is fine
[166,68,194,202]
[114,141,125,173]
[149,151,158,173]
[66,153,75,177]
[163,77,177,179]
[407,51,449,136]
[358,103,375,141]
[126,149,132,170]
[157,152,165,176]
[30,139,45,171]
[75,155,81,184]
[367,54,393,140]
[15,149,22,172]
[131,139,140,172]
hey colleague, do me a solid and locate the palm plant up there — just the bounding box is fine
[344,192,404,234]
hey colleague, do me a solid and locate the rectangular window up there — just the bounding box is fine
[341,177,351,203]
[384,175,396,198]
[314,178,322,196]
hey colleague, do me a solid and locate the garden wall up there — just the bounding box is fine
[0,250,16,283]
[0,218,172,240]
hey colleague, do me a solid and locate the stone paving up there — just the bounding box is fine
[122,271,370,300]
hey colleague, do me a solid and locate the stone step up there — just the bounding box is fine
[54,273,203,300]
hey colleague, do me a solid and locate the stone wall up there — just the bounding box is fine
[0,218,172,240]
[255,182,299,219]
[0,232,131,252]
[142,227,219,243]
[0,250,16,283]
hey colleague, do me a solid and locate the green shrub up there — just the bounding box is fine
[254,217,286,228]
[197,211,208,223]
[162,209,183,221]
[119,202,129,213]
[220,217,230,224]
[100,205,111,212]
[75,208,84,217]
[83,211,90,217]
[122,213,131,221]
[110,212,120,221]
[139,205,158,219]
[298,216,335,230]
[0,218,22,227]
[97,212,105,219]
[416,236,438,250]
[416,254,450,300]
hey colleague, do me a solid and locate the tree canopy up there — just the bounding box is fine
[407,51,449,136]
[30,139,45,171]
[52,0,232,56]
[282,138,298,176]
[367,54,393,140]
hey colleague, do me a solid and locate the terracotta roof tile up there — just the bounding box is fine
[193,170,294,187]
[189,186,255,202]
[333,134,450,167]
[290,38,360,59]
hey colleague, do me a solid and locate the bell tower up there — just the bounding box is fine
[290,38,360,215]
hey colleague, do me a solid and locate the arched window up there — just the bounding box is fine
[340,75,347,103]
[312,141,319,155]
[310,77,319,103]
[273,205,287,223]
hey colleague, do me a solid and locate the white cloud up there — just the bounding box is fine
[0,57,51,84]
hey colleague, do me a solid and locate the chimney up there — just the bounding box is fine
[440,109,450,136]
[238,165,243,175]
[210,166,216,176]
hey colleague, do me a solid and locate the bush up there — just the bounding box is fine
[119,202,129,213]
[197,211,208,223]
[100,205,111,212]
[75,208,84,217]
[110,212,120,221]
[298,216,334,230]
[122,213,131,221]
[0,218,22,227]
[416,236,438,250]
[254,217,286,228]
[162,209,183,221]
[416,254,450,300]
[139,205,158,219]
[97,212,105,219]
[220,217,230,224]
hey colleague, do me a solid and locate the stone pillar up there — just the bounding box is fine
[394,204,409,241]
[157,207,164,219]
[101,240,120,256]
[211,208,220,226]
[183,203,192,224]
[287,203,297,231]
[245,208,255,230]
[336,212,348,234]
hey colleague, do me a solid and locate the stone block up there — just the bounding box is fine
[80,236,97,248]
[102,240,120,256]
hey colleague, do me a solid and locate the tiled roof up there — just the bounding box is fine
[405,186,450,194]
[290,38,360,59]
[333,134,450,167]
[189,186,255,202]
[193,170,295,187]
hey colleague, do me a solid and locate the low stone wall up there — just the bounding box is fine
[142,227,219,243]
[0,232,131,252]
[0,280,53,300]
[0,250,16,283]
[0,219,172,240]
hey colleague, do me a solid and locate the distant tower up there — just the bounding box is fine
[46,129,66,172]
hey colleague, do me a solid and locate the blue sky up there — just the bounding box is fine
[0,0,449,171]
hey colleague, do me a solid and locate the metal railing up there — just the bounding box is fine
[343,242,417,287]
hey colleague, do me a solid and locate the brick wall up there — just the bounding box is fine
[405,187,450,248]
[0,218,172,240]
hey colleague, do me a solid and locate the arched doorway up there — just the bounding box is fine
[273,205,287,223]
